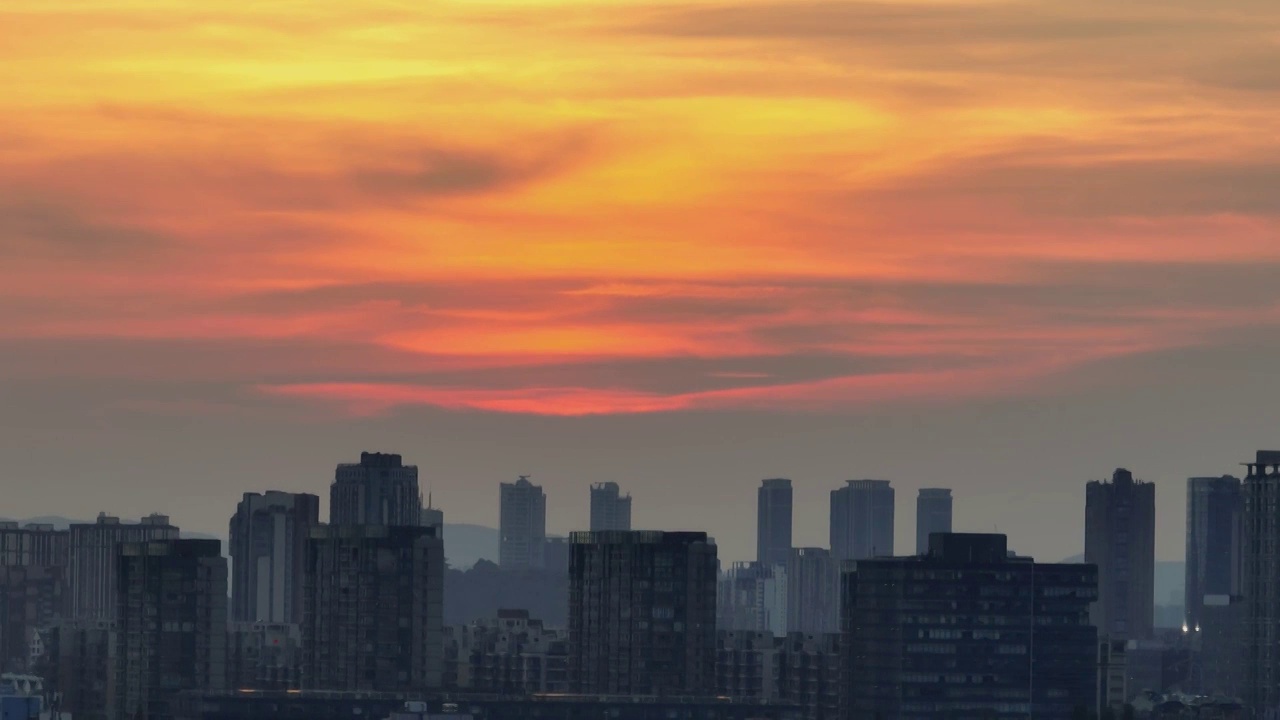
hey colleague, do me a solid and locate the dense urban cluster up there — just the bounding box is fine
[1,450,1276,719]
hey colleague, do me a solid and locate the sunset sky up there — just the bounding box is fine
[3,0,1279,565]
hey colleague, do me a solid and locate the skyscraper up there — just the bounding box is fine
[0,522,68,568]
[329,451,422,527]
[717,562,787,635]
[786,547,839,634]
[756,478,792,568]
[113,539,227,720]
[500,476,547,570]
[1084,468,1155,640]
[841,533,1098,719]
[1185,475,1241,630]
[1242,450,1280,714]
[829,480,894,561]
[915,488,953,555]
[302,524,444,691]
[589,482,632,531]
[228,491,320,624]
[421,499,444,538]
[568,531,718,696]
[68,513,179,621]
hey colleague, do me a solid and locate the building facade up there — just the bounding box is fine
[499,477,546,570]
[329,452,422,527]
[445,610,569,694]
[37,619,115,720]
[68,513,179,621]
[1185,476,1241,630]
[718,563,787,636]
[1242,450,1280,715]
[1085,468,1156,640]
[0,565,66,673]
[915,488,953,555]
[786,548,839,635]
[589,483,632,532]
[757,479,793,569]
[113,539,228,720]
[568,531,718,696]
[301,524,444,692]
[226,622,301,691]
[829,480,894,561]
[841,533,1098,719]
[0,523,68,568]
[228,491,320,624]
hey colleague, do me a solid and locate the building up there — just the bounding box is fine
[302,524,444,692]
[68,513,179,622]
[589,483,632,532]
[446,610,568,694]
[37,620,114,720]
[228,491,320,624]
[829,480,893,561]
[1185,476,1241,631]
[113,539,228,720]
[226,622,301,691]
[915,488,953,555]
[786,548,839,636]
[1242,451,1280,714]
[716,630,777,702]
[568,531,718,696]
[1198,594,1245,698]
[421,499,444,538]
[718,563,787,636]
[499,478,546,570]
[757,479,793,569]
[1098,639,1128,717]
[776,632,841,720]
[0,566,65,673]
[1085,468,1156,640]
[841,533,1098,719]
[0,523,68,568]
[542,536,570,575]
[330,452,422,527]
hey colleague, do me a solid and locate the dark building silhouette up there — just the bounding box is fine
[915,488,953,555]
[1184,476,1241,630]
[226,622,301,691]
[841,533,1098,719]
[68,513,178,621]
[1243,450,1280,715]
[757,479,793,569]
[301,524,443,692]
[786,547,839,635]
[0,522,68,568]
[830,480,894,561]
[113,538,227,720]
[589,482,632,532]
[0,565,65,672]
[1085,468,1155,640]
[444,609,569,694]
[568,531,717,696]
[38,619,115,720]
[329,452,422,527]
[228,491,320,624]
[500,477,547,570]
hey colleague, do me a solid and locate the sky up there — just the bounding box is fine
[2,0,1279,565]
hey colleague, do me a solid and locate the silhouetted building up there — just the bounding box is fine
[716,630,776,702]
[757,479,793,569]
[69,513,179,621]
[445,610,569,694]
[1185,476,1241,630]
[569,531,717,696]
[1198,594,1245,698]
[421,499,444,538]
[830,480,893,561]
[589,483,632,532]
[1242,450,1280,715]
[841,533,1098,719]
[330,452,421,527]
[38,619,114,720]
[301,524,443,691]
[0,522,68,568]
[226,622,301,691]
[915,488,953,555]
[228,491,320,624]
[1085,468,1155,640]
[543,536,570,575]
[786,548,838,635]
[718,562,787,635]
[499,477,546,570]
[1098,639,1128,718]
[0,565,65,672]
[113,539,227,720]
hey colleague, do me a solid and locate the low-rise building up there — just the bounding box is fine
[445,610,567,694]
[227,623,301,691]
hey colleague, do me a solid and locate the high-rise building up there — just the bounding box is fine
[421,497,444,538]
[841,533,1098,719]
[568,531,718,696]
[0,565,65,672]
[68,513,179,621]
[0,522,68,568]
[301,524,444,692]
[589,482,632,532]
[829,480,894,561]
[1084,468,1155,640]
[718,562,787,636]
[756,479,792,568]
[915,488,953,555]
[113,539,227,720]
[37,619,115,720]
[329,452,422,527]
[228,491,320,624]
[499,477,546,570]
[1185,475,1241,630]
[786,547,839,635]
[1242,450,1280,714]
[227,622,301,691]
